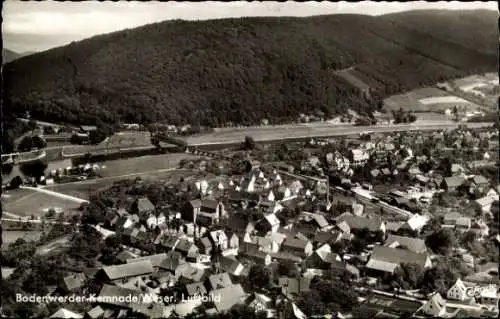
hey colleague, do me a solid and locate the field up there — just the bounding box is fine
[383,85,483,114]
[184,122,492,146]
[3,189,82,217]
[63,131,153,156]
[438,73,499,110]
[96,153,203,177]
[45,169,195,200]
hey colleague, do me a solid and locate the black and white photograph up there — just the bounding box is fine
[1,1,499,318]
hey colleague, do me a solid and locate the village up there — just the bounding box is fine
[1,124,499,319]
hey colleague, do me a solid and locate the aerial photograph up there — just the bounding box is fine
[1,1,499,318]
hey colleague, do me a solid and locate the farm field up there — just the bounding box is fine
[383,84,484,113]
[45,169,195,199]
[3,190,82,217]
[96,153,203,178]
[63,131,153,155]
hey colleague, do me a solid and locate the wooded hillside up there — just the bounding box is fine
[3,10,497,127]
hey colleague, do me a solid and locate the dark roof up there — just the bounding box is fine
[189,199,202,208]
[201,199,219,210]
[101,260,154,281]
[175,239,198,255]
[185,282,207,296]
[368,246,429,271]
[62,272,86,291]
[208,272,233,291]
[126,253,168,268]
[336,215,383,232]
[159,250,185,272]
[135,197,155,213]
[385,235,427,254]
[282,238,310,250]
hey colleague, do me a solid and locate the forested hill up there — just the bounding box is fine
[3,10,498,127]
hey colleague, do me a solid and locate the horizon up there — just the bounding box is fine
[3,0,498,53]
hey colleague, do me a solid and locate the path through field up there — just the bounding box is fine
[20,186,89,204]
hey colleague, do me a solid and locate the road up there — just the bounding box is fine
[186,122,493,146]
[20,186,89,204]
[43,167,184,189]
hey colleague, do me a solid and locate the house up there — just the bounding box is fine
[451,164,466,175]
[365,246,432,275]
[305,244,341,270]
[207,272,233,291]
[447,278,469,301]
[243,235,280,254]
[255,213,281,234]
[278,277,311,298]
[443,212,471,231]
[471,196,496,215]
[245,160,261,173]
[175,239,200,260]
[182,199,225,226]
[441,176,466,192]
[132,197,155,216]
[335,215,386,234]
[185,282,207,297]
[421,293,447,317]
[198,237,213,255]
[209,230,229,251]
[220,256,245,276]
[98,260,154,283]
[241,250,272,266]
[350,149,370,166]
[210,284,247,313]
[49,308,83,319]
[158,251,186,273]
[227,232,240,250]
[126,253,168,271]
[281,238,313,258]
[330,261,360,279]
[145,212,167,229]
[176,263,206,283]
[471,175,489,188]
[313,230,343,245]
[60,273,86,294]
[384,234,427,254]
[470,219,489,239]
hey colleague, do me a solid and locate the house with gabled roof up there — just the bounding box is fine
[59,272,86,294]
[447,278,469,301]
[126,253,167,271]
[98,260,154,283]
[158,250,186,273]
[304,244,341,270]
[384,234,427,254]
[255,213,280,234]
[442,176,466,192]
[175,239,199,260]
[220,256,245,276]
[185,282,207,297]
[210,284,247,313]
[471,196,496,215]
[421,293,447,317]
[208,229,229,251]
[365,246,431,276]
[207,272,233,291]
[281,237,313,258]
[132,197,155,216]
[335,215,385,234]
[278,277,311,298]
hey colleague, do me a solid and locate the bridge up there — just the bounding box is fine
[1,150,46,165]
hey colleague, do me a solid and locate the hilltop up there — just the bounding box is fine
[2,49,22,64]
[3,10,498,127]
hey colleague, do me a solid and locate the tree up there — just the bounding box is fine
[390,263,424,290]
[19,160,48,182]
[8,175,23,190]
[248,264,271,290]
[425,228,458,255]
[243,136,256,150]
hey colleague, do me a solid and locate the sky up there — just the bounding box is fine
[3,1,498,53]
